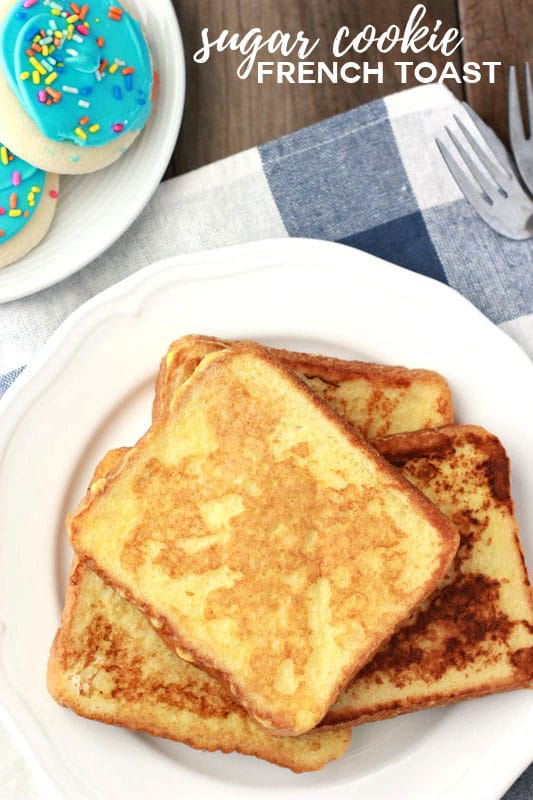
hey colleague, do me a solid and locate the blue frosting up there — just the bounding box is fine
[0,0,153,147]
[0,142,46,244]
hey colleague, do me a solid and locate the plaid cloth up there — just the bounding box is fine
[1,84,532,387]
[0,84,531,798]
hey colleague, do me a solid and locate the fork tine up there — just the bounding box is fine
[454,114,510,193]
[445,125,497,200]
[436,137,490,210]
[525,62,533,136]
[509,65,526,149]
[463,102,515,175]
[436,136,532,240]
[509,65,533,194]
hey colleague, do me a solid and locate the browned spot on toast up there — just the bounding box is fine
[373,429,455,466]
[511,647,533,676]
[359,574,514,686]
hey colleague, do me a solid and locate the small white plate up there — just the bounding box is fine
[0,0,185,304]
[0,239,532,800]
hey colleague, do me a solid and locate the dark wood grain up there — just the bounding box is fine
[458,0,532,146]
[167,0,462,177]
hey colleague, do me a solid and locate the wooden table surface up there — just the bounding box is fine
[167,0,531,179]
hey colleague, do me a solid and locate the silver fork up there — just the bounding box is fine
[509,64,533,195]
[436,106,533,240]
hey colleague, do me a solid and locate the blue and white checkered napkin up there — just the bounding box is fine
[1,83,532,396]
[0,83,532,799]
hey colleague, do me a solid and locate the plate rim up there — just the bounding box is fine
[1,237,532,420]
[0,237,532,800]
[0,0,186,304]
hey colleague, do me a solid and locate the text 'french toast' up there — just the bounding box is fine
[154,335,453,438]
[324,426,533,727]
[68,343,459,736]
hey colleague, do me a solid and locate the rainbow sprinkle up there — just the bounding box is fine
[108,6,123,21]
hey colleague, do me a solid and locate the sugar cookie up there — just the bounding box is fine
[0,0,153,174]
[0,142,59,268]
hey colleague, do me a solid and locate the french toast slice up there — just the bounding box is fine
[153,335,453,437]
[68,343,458,736]
[48,447,350,773]
[48,562,351,773]
[48,562,352,773]
[324,426,533,727]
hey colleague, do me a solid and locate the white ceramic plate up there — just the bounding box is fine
[0,238,532,800]
[0,0,185,304]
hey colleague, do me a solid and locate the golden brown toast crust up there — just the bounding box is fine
[68,343,459,736]
[323,425,533,727]
[154,335,454,437]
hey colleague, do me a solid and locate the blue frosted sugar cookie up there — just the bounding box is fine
[0,141,58,268]
[0,0,154,174]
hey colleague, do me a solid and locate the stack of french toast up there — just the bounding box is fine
[47,335,533,773]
